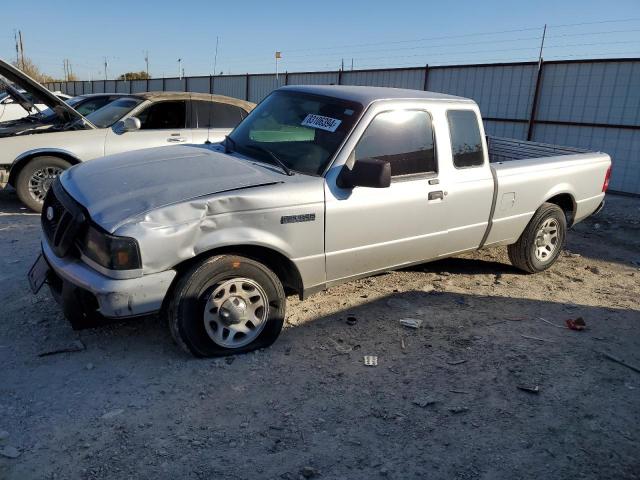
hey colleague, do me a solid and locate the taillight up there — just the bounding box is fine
[602,165,612,192]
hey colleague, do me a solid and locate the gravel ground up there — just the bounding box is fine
[1,188,639,480]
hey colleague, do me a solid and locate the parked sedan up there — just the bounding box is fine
[0,59,255,211]
[0,93,127,137]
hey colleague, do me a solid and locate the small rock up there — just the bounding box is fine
[0,446,20,459]
[412,397,437,408]
[449,407,469,414]
[0,430,9,443]
[301,466,318,478]
[101,408,124,420]
[85,363,94,370]
[225,357,235,365]
[346,316,357,326]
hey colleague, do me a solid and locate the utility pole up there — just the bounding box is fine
[144,51,149,77]
[14,30,20,65]
[18,31,25,69]
[537,24,547,63]
[178,58,182,79]
[351,58,354,71]
[213,36,219,76]
[103,57,108,80]
[63,59,67,81]
[341,58,344,71]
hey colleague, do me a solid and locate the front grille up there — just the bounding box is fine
[41,180,86,258]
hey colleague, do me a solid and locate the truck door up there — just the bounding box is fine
[324,107,448,284]
[104,100,192,156]
[438,109,494,255]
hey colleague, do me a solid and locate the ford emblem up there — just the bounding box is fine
[46,206,54,221]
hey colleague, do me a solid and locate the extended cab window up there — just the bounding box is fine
[137,101,186,130]
[193,100,245,129]
[355,110,436,176]
[447,110,484,168]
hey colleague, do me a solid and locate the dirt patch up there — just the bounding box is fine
[0,188,639,480]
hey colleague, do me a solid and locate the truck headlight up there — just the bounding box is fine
[82,226,142,270]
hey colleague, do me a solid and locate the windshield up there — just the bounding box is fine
[84,97,143,128]
[229,91,363,175]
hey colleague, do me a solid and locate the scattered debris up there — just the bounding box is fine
[599,351,640,374]
[521,334,554,343]
[566,317,587,331]
[0,446,20,459]
[225,356,235,365]
[346,316,357,326]
[517,385,540,394]
[447,359,467,365]
[363,355,378,366]
[412,397,437,408]
[38,340,85,357]
[399,318,423,329]
[101,408,124,420]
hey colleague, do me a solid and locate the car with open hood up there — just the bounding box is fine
[0,93,126,137]
[0,59,255,212]
[0,86,70,123]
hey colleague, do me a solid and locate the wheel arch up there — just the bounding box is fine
[544,192,576,227]
[8,149,81,187]
[166,244,305,304]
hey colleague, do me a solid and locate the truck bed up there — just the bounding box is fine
[487,136,589,163]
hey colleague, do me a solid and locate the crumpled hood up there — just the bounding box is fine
[60,145,282,232]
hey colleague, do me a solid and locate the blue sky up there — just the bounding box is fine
[2,0,639,79]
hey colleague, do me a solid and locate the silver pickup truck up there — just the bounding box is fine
[29,85,611,357]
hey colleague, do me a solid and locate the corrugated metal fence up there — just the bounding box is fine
[46,58,640,195]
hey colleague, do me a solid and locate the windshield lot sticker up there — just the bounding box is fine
[301,114,342,132]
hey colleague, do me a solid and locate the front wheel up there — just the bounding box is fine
[16,156,71,212]
[165,255,286,357]
[508,202,567,273]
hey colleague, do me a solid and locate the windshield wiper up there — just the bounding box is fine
[243,144,294,176]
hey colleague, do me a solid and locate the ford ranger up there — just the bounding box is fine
[28,85,611,357]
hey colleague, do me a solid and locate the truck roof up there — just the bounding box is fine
[279,85,474,106]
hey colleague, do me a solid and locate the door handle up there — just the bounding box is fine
[167,137,186,143]
[428,190,444,201]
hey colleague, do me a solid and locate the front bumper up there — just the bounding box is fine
[42,240,176,319]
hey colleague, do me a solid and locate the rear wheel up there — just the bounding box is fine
[508,202,567,273]
[16,156,71,212]
[165,255,286,357]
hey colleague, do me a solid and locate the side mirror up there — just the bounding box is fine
[121,116,141,132]
[337,158,391,189]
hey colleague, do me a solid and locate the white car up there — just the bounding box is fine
[0,88,70,123]
[0,59,254,211]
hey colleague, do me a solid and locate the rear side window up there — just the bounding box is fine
[193,100,246,129]
[137,101,186,130]
[447,110,484,168]
[354,110,436,177]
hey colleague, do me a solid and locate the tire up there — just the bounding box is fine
[508,202,567,273]
[16,156,71,212]
[165,255,286,357]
